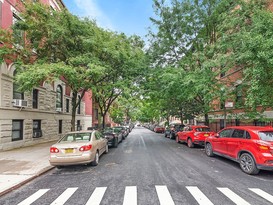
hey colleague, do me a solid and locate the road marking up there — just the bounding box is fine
[249,188,273,203]
[217,187,250,205]
[140,135,147,149]
[155,185,175,205]
[123,186,137,205]
[50,187,78,205]
[186,186,214,205]
[85,187,107,205]
[17,189,50,205]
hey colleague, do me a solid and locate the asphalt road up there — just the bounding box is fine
[1,127,273,205]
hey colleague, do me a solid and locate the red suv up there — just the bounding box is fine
[176,125,215,148]
[205,126,273,175]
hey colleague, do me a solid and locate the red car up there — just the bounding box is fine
[176,125,215,148]
[154,126,165,133]
[205,126,273,175]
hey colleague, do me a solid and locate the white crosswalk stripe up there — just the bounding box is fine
[217,187,250,205]
[17,189,50,205]
[123,186,137,205]
[155,185,175,205]
[85,187,107,205]
[50,187,78,205]
[186,186,214,205]
[249,188,273,203]
[16,186,273,205]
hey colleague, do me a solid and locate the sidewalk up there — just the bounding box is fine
[0,141,57,197]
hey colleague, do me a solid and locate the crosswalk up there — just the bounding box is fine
[16,185,273,205]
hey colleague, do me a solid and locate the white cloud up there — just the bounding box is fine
[74,0,114,30]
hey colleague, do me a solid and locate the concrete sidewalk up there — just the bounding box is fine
[0,141,57,196]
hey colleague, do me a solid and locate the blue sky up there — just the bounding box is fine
[62,0,156,40]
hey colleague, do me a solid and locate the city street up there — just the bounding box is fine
[0,127,273,205]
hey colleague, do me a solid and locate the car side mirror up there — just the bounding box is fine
[215,133,220,138]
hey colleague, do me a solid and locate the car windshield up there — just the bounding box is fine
[195,127,210,132]
[60,133,91,142]
[258,131,273,141]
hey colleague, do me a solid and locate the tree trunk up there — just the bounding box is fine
[102,113,106,129]
[204,113,209,126]
[71,91,77,131]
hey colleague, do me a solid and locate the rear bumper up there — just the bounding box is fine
[193,140,205,146]
[49,153,94,166]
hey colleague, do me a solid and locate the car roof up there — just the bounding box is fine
[66,130,94,134]
[188,125,209,128]
[223,126,273,132]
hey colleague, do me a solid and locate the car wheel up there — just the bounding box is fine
[239,153,260,175]
[187,138,194,148]
[176,136,180,143]
[105,144,109,154]
[91,151,99,166]
[205,143,214,157]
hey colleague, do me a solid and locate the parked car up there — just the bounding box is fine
[113,126,129,139]
[49,130,108,168]
[169,123,185,139]
[154,125,165,133]
[176,125,215,147]
[164,126,171,138]
[205,126,273,175]
[103,127,123,148]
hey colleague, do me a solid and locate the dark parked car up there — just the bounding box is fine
[113,126,129,139]
[169,123,185,139]
[103,127,123,148]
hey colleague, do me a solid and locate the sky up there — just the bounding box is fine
[62,0,156,41]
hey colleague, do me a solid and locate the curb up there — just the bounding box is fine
[0,166,55,197]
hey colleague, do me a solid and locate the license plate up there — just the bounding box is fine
[65,148,74,153]
[204,134,209,137]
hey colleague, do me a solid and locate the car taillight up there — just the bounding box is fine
[50,147,59,153]
[79,144,92,151]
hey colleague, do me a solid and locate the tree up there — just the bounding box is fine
[146,0,228,125]
[214,0,273,112]
[92,33,147,128]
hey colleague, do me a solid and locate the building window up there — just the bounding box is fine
[33,120,42,138]
[66,99,69,112]
[58,120,62,134]
[77,96,81,114]
[12,13,25,46]
[32,89,38,109]
[56,85,63,110]
[220,119,225,130]
[12,120,23,141]
[13,70,24,100]
[77,120,81,131]
[235,84,243,107]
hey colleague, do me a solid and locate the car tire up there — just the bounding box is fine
[113,138,118,148]
[176,136,180,143]
[187,138,194,148]
[205,143,214,157]
[91,151,99,166]
[239,153,260,175]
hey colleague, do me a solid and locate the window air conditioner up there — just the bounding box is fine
[33,130,42,138]
[12,99,28,107]
[56,107,62,112]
